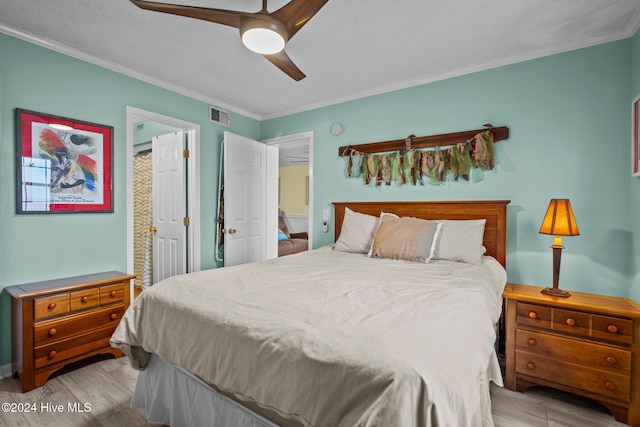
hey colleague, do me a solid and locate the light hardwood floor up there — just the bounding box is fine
[0,355,629,427]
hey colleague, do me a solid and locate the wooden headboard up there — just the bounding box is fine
[332,200,510,267]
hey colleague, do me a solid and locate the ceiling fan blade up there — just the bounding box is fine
[130,0,249,28]
[264,50,306,81]
[271,0,329,39]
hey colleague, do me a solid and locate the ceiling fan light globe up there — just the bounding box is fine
[239,17,288,55]
[241,27,285,54]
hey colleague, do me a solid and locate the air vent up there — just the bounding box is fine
[136,122,145,132]
[209,106,230,127]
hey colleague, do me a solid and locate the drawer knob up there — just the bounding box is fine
[528,339,537,347]
[528,311,537,320]
[607,325,618,334]
[81,296,88,303]
[110,290,117,298]
[48,350,57,359]
[48,302,57,310]
[606,356,617,365]
[527,362,536,370]
[48,328,57,336]
[566,318,576,326]
[605,381,616,390]
[110,313,118,321]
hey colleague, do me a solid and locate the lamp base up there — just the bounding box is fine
[541,287,571,298]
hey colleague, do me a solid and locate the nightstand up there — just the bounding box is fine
[503,283,640,426]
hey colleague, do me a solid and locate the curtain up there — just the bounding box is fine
[133,151,153,290]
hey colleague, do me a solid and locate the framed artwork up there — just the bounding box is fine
[633,96,640,177]
[15,109,114,213]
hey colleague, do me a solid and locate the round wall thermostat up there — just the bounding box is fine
[330,123,343,136]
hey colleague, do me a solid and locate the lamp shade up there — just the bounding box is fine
[539,199,579,236]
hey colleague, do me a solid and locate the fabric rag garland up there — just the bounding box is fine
[345,130,495,186]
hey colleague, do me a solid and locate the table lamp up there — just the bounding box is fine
[538,199,579,297]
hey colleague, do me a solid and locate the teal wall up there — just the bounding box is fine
[133,121,180,146]
[1,30,639,369]
[263,39,634,301]
[0,33,260,366]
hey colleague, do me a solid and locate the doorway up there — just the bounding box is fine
[132,123,182,289]
[264,131,314,249]
[125,106,201,297]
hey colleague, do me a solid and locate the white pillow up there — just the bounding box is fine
[432,219,486,264]
[334,208,380,253]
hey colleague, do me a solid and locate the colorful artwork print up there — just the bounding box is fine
[16,109,113,213]
[36,125,102,202]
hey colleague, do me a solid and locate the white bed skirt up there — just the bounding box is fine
[132,354,279,427]
[132,351,503,427]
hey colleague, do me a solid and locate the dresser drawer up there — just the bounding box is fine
[100,283,126,305]
[34,294,70,320]
[70,288,99,312]
[34,327,118,369]
[552,308,590,337]
[515,352,630,401]
[592,314,633,345]
[34,304,125,346]
[517,302,551,329]
[515,329,631,373]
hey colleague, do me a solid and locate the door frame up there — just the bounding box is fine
[263,131,314,247]
[125,106,201,286]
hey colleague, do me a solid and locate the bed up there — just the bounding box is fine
[111,200,510,427]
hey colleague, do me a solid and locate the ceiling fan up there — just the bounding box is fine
[129,0,329,81]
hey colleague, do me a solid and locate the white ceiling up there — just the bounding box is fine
[1,1,640,120]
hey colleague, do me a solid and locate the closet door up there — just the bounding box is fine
[152,131,186,283]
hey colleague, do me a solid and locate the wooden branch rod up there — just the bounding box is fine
[338,126,509,156]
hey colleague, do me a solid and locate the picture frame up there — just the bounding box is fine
[15,109,114,213]
[633,95,640,177]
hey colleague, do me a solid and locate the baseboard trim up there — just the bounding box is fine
[0,362,13,380]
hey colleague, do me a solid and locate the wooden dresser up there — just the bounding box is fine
[7,271,135,392]
[503,283,640,426]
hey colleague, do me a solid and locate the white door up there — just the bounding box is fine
[152,131,186,283]
[223,131,278,267]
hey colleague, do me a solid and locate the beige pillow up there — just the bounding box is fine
[366,211,398,257]
[432,219,486,264]
[334,207,380,253]
[370,215,440,262]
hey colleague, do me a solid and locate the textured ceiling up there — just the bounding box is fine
[1,0,640,119]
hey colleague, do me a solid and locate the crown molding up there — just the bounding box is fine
[0,24,261,121]
[3,21,638,123]
[627,5,640,40]
[263,28,638,120]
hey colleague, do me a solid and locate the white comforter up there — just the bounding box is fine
[111,246,506,427]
